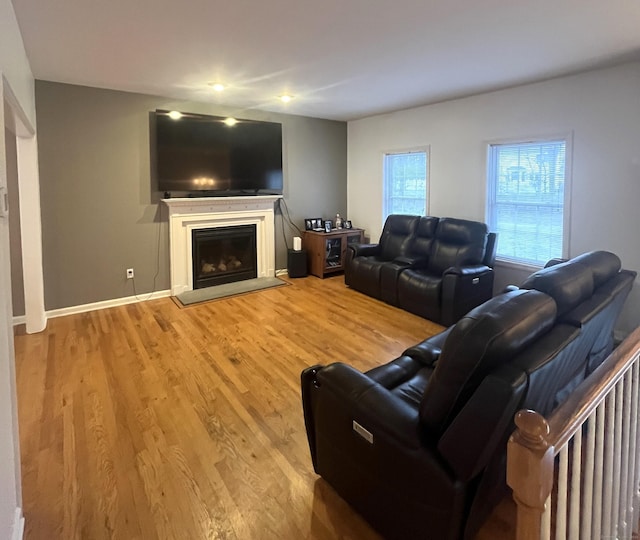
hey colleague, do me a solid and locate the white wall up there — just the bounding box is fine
[0,0,36,537]
[348,62,640,337]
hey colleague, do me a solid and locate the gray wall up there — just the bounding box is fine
[35,81,347,310]
[5,127,24,317]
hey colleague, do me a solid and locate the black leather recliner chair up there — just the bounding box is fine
[345,214,497,326]
[302,289,563,540]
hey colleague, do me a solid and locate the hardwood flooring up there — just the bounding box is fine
[14,275,515,539]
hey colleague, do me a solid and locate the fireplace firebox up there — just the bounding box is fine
[192,225,257,289]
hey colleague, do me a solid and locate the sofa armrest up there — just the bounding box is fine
[302,362,468,539]
[307,363,423,449]
[348,243,380,258]
[344,243,382,286]
[545,257,567,268]
[394,255,428,269]
[444,264,492,277]
[440,266,495,326]
[502,284,520,293]
[402,341,443,366]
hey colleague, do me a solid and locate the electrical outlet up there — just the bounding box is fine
[126,268,134,279]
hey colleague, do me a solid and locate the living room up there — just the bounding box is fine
[1,0,640,538]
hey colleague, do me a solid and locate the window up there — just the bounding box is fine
[487,139,569,266]
[383,150,428,219]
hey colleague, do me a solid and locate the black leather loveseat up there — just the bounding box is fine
[302,251,635,540]
[344,214,497,326]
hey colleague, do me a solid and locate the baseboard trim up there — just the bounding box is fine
[11,315,26,327]
[16,273,291,325]
[44,290,172,321]
[12,508,24,540]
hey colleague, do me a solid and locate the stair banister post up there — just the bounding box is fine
[507,409,554,540]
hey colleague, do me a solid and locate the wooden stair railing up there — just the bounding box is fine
[507,326,640,540]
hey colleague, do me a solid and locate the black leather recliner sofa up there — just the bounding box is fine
[344,214,497,326]
[302,250,635,540]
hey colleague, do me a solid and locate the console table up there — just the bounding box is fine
[303,228,364,278]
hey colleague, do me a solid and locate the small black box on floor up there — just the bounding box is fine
[287,249,308,278]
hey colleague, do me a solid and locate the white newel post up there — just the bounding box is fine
[163,196,280,296]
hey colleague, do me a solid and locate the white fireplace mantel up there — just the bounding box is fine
[163,196,281,296]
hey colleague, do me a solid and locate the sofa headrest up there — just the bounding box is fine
[417,216,439,237]
[427,218,488,275]
[419,289,557,437]
[384,214,420,235]
[411,216,439,257]
[435,218,488,245]
[380,214,420,260]
[569,251,621,288]
[520,260,594,317]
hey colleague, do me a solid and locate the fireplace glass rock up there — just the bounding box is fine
[192,225,257,289]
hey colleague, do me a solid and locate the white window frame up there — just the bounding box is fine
[382,146,430,221]
[485,133,573,268]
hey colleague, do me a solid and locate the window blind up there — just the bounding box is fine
[487,140,567,265]
[383,151,427,218]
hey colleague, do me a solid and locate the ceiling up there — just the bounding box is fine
[10,0,640,121]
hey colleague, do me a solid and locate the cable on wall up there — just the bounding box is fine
[132,202,164,302]
[278,198,303,235]
[277,198,305,252]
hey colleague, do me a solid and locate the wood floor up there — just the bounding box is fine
[14,275,515,539]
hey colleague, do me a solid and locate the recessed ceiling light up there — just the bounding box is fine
[168,110,183,120]
[209,83,225,92]
[279,95,293,103]
[223,117,238,127]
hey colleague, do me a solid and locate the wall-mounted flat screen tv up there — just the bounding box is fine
[153,110,283,195]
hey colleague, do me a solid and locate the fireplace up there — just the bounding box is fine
[192,225,257,289]
[163,196,280,296]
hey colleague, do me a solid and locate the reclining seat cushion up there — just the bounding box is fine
[419,289,557,437]
[365,328,451,408]
[390,366,435,408]
[348,256,391,299]
[396,270,443,321]
[366,327,451,389]
[520,260,594,318]
[366,356,427,389]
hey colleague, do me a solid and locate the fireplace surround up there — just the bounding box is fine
[163,196,280,296]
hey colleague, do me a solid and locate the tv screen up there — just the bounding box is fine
[153,110,283,194]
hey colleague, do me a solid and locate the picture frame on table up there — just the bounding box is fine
[344,220,353,229]
[305,217,323,231]
[324,220,333,233]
